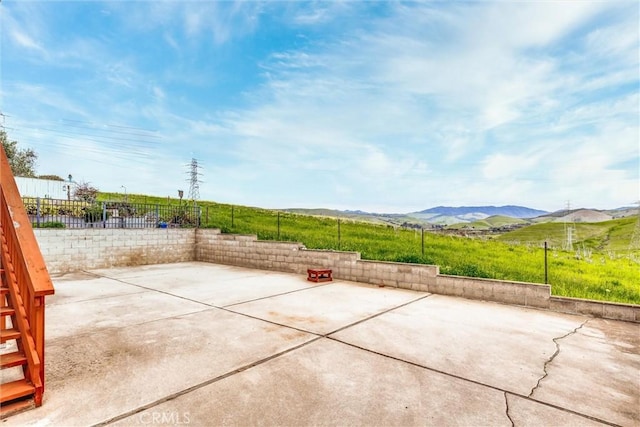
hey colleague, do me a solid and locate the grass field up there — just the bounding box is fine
[448,215,529,230]
[98,192,640,304]
[496,218,637,252]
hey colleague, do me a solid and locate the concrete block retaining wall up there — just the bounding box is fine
[550,296,640,323]
[34,228,195,273]
[194,230,637,322]
[32,228,638,322]
[195,229,439,289]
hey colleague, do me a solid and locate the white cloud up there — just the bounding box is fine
[107,1,265,46]
[10,29,43,51]
[2,1,637,212]
[466,1,607,49]
[586,15,639,59]
[291,1,354,26]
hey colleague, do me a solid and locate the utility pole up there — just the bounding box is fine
[67,174,73,201]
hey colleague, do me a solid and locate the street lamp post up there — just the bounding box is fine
[121,185,127,201]
[67,174,73,201]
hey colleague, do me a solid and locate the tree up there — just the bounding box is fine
[73,181,99,203]
[0,130,38,177]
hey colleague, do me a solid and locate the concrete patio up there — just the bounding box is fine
[3,261,639,426]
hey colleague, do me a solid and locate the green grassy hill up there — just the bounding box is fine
[448,215,529,230]
[283,208,421,227]
[97,192,640,304]
[497,217,637,252]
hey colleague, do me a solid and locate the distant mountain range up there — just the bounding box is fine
[413,205,548,219]
[405,205,549,225]
[286,205,549,226]
[284,205,636,227]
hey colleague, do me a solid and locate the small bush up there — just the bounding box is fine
[449,263,490,278]
[394,254,425,264]
[38,221,65,228]
[83,205,110,223]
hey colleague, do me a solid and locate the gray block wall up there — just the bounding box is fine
[32,228,638,322]
[34,228,195,273]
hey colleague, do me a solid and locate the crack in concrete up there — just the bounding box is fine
[335,338,619,427]
[504,392,514,427]
[528,319,590,398]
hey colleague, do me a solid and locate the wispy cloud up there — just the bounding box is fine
[1,1,637,212]
[10,29,43,51]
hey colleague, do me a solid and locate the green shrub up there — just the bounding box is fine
[83,205,110,223]
[394,254,425,264]
[38,221,65,228]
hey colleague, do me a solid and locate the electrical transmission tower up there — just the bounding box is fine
[186,158,202,203]
[563,200,575,251]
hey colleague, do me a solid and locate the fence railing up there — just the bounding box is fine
[22,198,202,229]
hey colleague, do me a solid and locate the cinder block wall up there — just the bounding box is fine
[194,230,639,322]
[195,229,440,288]
[195,229,550,308]
[32,228,638,322]
[34,228,195,273]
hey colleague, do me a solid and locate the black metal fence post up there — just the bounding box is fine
[36,197,41,228]
[338,217,341,250]
[231,205,234,228]
[544,241,548,284]
[102,202,107,228]
[277,211,280,240]
[421,228,425,256]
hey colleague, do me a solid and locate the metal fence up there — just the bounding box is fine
[22,197,201,229]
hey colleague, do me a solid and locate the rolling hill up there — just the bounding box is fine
[447,215,531,230]
[496,216,637,252]
[95,192,639,304]
[408,205,548,225]
[533,209,613,223]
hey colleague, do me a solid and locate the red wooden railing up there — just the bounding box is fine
[0,144,54,407]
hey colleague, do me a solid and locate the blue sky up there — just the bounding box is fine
[1,1,638,212]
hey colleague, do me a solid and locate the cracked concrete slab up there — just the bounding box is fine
[45,288,211,340]
[111,263,320,307]
[529,318,640,426]
[46,275,146,306]
[227,281,425,335]
[89,261,214,280]
[7,308,316,426]
[330,294,585,396]
[112,338,513,427]
[3,263,638,426]
[506,394,605,426]
[527,319,589,397]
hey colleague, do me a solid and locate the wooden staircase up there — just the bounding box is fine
[1,267,35,416]
[0,143,54,418]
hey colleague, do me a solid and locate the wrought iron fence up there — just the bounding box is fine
[22,197,201,229]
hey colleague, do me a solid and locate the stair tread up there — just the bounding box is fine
[0,287,8,295]
[0,396,35,419]
[0,307,15,317]
[0,379,35,403]
[0,328,20,343]
[0,351,27,368]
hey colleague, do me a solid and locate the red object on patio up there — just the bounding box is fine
[307,268,332,283]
